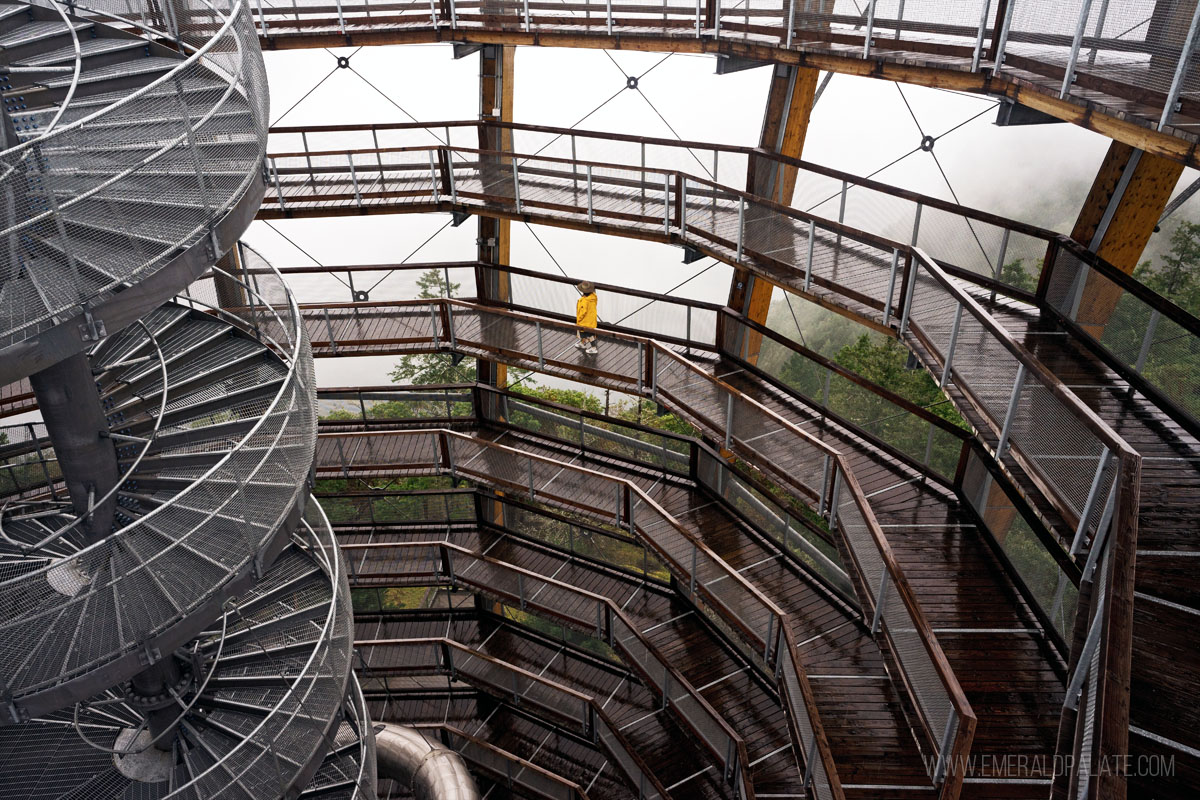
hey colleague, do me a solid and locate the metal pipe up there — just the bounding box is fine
[29,352,120,542]
[1159,0,1200,130]
[1060,0,1094,98]
[375,723,481,800]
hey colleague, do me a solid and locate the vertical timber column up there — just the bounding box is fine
[1068,140,1184,338]
[476,44,516,390]
[728,65,819,364]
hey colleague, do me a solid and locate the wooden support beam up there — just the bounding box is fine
[477,44,516,390]
[1070,141,1184,338]
[730,65,819,364]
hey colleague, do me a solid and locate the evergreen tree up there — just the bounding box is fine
[388,267,532,385]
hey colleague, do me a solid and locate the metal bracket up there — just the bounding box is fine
[625,75,638,89]
[353,289,370,302]
[451,210,471,227]
[336,55,351,69]
[919,134,936,152]
[681,245,704,264]
[79,305,107,342]
[138,642,163,666]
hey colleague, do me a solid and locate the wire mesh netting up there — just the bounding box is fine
[0,0,268,355]
[0,250,315,711]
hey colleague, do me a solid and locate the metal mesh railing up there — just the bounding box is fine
[905,251,1125,547]
[1042,241,1200,432]
[723,311,970,482]
[0,422,59,500]
[357,638,597,739]
[264,122,1064,302]
[251,1,1200,131]
[436,725,590,800]
[341,538,734,800]
[0,0,268,357]
[0,250,316,713]
[304,298,964,793]
[163,501,354,799]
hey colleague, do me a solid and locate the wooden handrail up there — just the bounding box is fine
[343,538,758,799]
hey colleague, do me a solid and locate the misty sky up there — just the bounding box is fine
[244,43,1200,389]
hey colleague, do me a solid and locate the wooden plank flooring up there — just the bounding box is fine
[970,295,1200,799]
[713,367,1064,798]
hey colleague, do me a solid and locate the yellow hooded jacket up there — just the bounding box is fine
[576,292,597,329]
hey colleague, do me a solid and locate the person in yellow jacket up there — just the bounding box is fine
[575,281,598,355]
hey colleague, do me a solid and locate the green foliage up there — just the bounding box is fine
[833,335,968,430]
[387,267,533,386]
[999,257,1040,293]
[313,475,461,525]
[1097,220,1200,420]
[351,586,432,612]
[1134,220,1200,316]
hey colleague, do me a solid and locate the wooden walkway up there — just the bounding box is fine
[966,295,1200,799]
[714,363,1065,794]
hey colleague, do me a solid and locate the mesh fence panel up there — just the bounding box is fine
[0,255,315,705]
[1,0,267,352]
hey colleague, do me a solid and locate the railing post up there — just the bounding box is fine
[804,219,815,291]
[862,0,876,58]
[270,158,287,213]
[939,303,963,388]
[512,161,522,213]
[1069,448,1112,555]
[691,544,700,594]
[899,254,919,335]
[724,393,734,451]
[637,342,644,393]
[786,0,796,47]
[993,0,1016,73]
[932,709,959,785]
[995,363,1026,458]
[586,165,594,224]
[828,469,842,528]
[735,197,745,261]
[1059,0,1094,98]
[1159,0,1200,130]
[663,173,671,235]
[347,153,362,208]
[1134,310,1162,374]
[695,0,702,37]
[990,227,1010,303]
[429,150,441,203]
[650,348,658,401]
[522,0,529,31]
[322,308,339,355]
[680,177,688,236]
[883,248,900,325]
[970,0,991,71]
[837,180,848,249]
[606,0,613,34]
[870,571,889,633]
[535,320,544,368]
[818,454,831,516]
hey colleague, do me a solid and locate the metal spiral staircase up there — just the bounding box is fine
[0,1,375,797]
